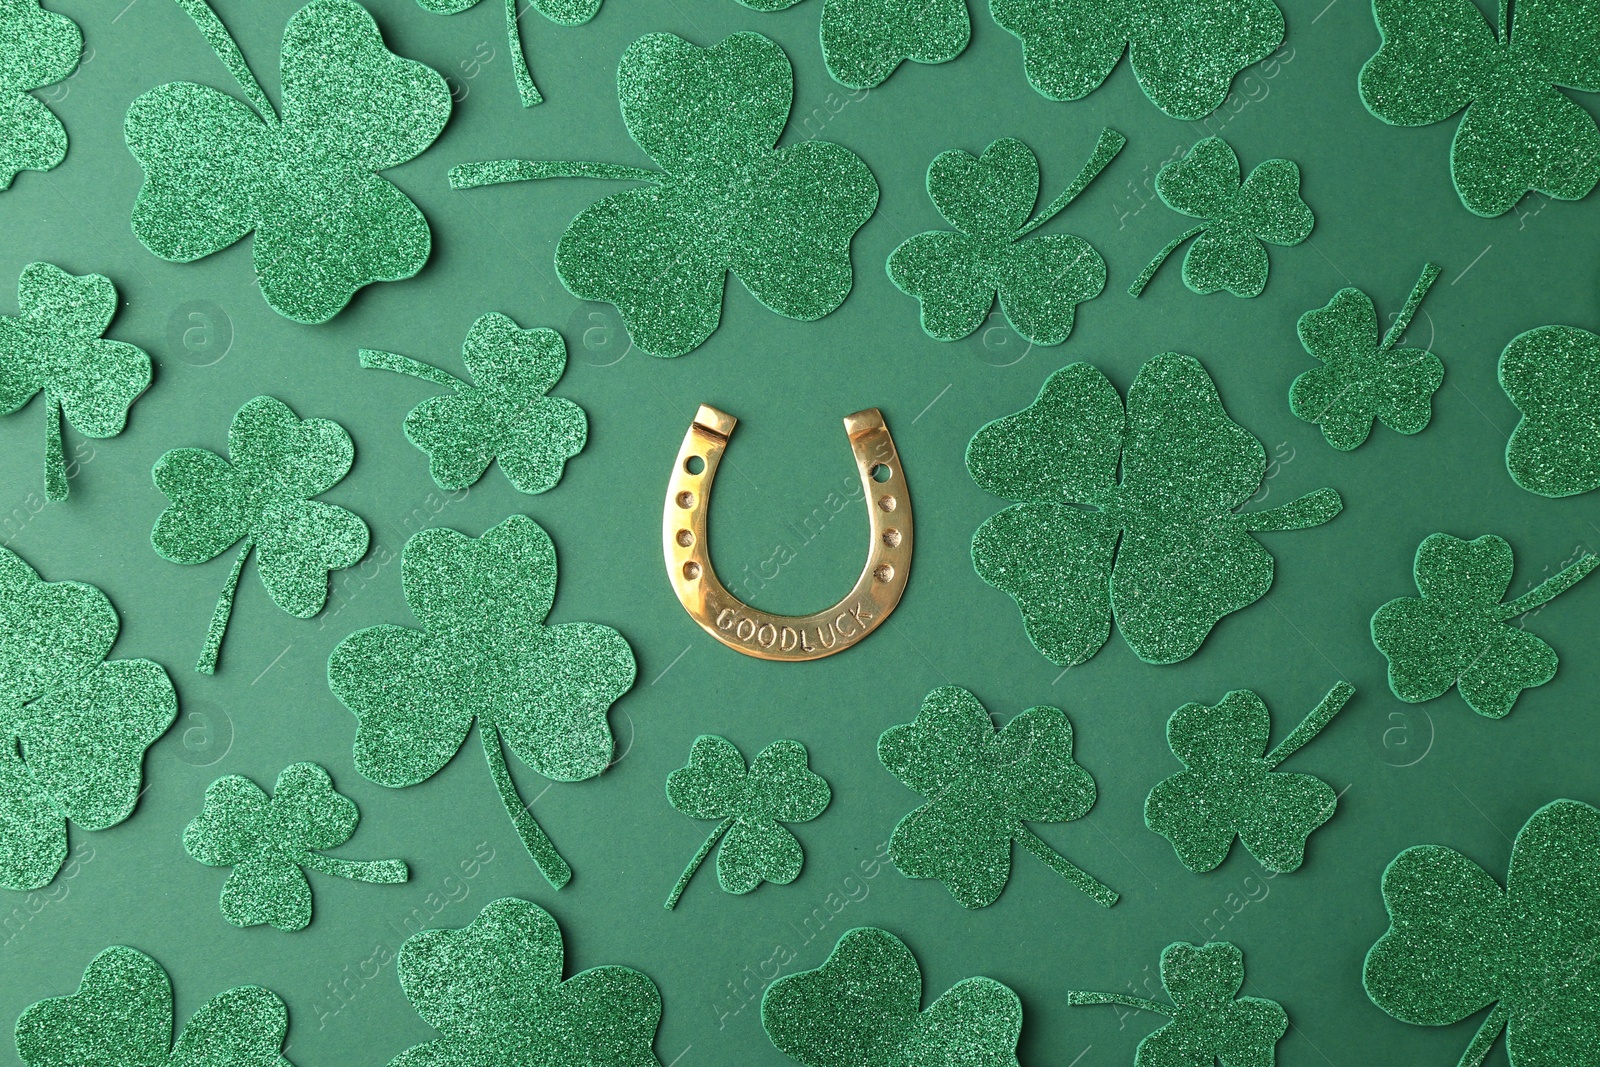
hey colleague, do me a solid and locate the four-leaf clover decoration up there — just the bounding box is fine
[732,0,970,89]
[389,896,663,1067]
[1359,0,1600,217]
[887,129,1124,346]
[967,355,1343,667]
[0,262,153,500]
[124,0,452,323]
[878,685,1116,909]
[0,0,80,190]
[1069,941,1289,1066]
[663,735,830,910]
[184,761,408,931]
[1501,325,1600,497]
[361,313,587,495]
[450,32,879,358]
[15,946,295,1067]
[1145,683,1355,874]
[416,0,600,107]
[1372,533,1598,718]
[328,515,637,890]
[151,395,370,675]
[0,546,176,890]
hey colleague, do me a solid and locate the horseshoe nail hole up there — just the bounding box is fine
[877,495,897,512]
[676,491,695,509]
[874,564,894,583]
[684,455,706,475]
[882,528,902,548]
[682,561,702,581]
[871,463,892,483]
[675,529,694,548]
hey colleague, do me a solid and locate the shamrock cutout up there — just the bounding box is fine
[151,395,369,675]
[1501,325,1600,497]
[763,927,1022,1066]
[416,0,600,107]
[733,0,970,89]
[1145,683,1354,874]
[0,546,175,890]
[1128,138,1313,299]
[390,896,663,1066]
[887,129,1124,346]
[125,0,451,324]
[968,355,1342,667]
[1365,798,1600,1067]
[15,946,294,1067]
[878,685,1116,909]
[361,314,586,495]
[451,32,879,358]
[0,0,80,190]
[1360,0,1600,217]
[1069,941,1288,1066]
[1291,263,1445,450]
[328,515,636,890]
[990,0,1285,119]
[663,736,830,909]
[1372,533,1597,718]
[0,263,152,500]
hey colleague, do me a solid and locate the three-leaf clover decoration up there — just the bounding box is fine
[390,896,663,1066]
[0,546,176,890]
[15,946,295,1067]
[1129,138,1312,298]
[184,761,408,931]
[450,32,880,358]
[328,515,636,890]
[0,262,153,500]
[0,0,80,190]
[1145,683,1355,874]
[990,0,1285,119]
[1359,0,1600,216]
[878,685,1116,909]
[967,355,1343,667]
[1291,263,1445,450]
[763,927,1022,1066]
[1365,798,1600,1067]
[1372,533,1597,718]
[663,735,830,910]
[416,0,599,107]
[151,395,370,675]
[360,313,587,495]
[1069,941,1289,1066]
[732,0,970,89]
[1501,325,1600,497]
[887,129,1124,346]
[124,0,452,323]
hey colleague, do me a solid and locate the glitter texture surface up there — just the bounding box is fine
[1500,324,1600,497]
[415,0,601,107]
[0,0,78,189]
[1371,533,1598,718]
[124,0,452,323]
[989,0,1284,119]
[360,313,587,495]
[390,897,663,1067]
[735,0,970,89]
[762,926,1022,1066]
[967,355,1342,667]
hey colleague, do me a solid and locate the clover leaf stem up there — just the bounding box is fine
[1015,826,1118,907]
[664,815,734,911]
[1014,127,1127,238]
[1498,0,1511,44]
[299,851,410,883]
[358,348,469,391]
[449,160,661,189]
[1128,224,1207,297]
[1264,681,1355,768]
[1459,1001,1509,1067]
[42,391,66,503]
[1065,991,1175,1017]
[172,0,279,126]
[1379,263,1442,353]
[1240,487,1343,531]
[480,721,573,889]
[1496,553,1599,620]
[504,0,542,107]
[197,540,251,675]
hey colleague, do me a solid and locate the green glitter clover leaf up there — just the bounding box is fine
[124,0,452,324]
[328,515,636,891]
[887,129,1124,346]
[762,926,1022,1067]
[450,32,880,358]
[390,896,663,1067]
[0,263,153,501]
[990,0,1284,119]
[1371,533,1598,719]
[1145,682,1355,875]
[1290,263,1445,450]
[663,735,830,910]
[0,0,80,190]
[878,685,1116,909]
[968,355,1343,667]
[151,395,369,675]
[0,546,176,891]
[360,314,586,495]
[1069,941,1288,1066]
[1128,137,1313,299]
[734,0,970,89]
[1365,798,1600,1067]
[416,0,599,108]
[184,761,408,931]
[1359,0,1600,217]
[1501,325,1600,497]
[15,946,294,1067]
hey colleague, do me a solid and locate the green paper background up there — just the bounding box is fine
[1,1,1596,1064]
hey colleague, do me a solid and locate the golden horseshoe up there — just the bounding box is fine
[664,405,913,661]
